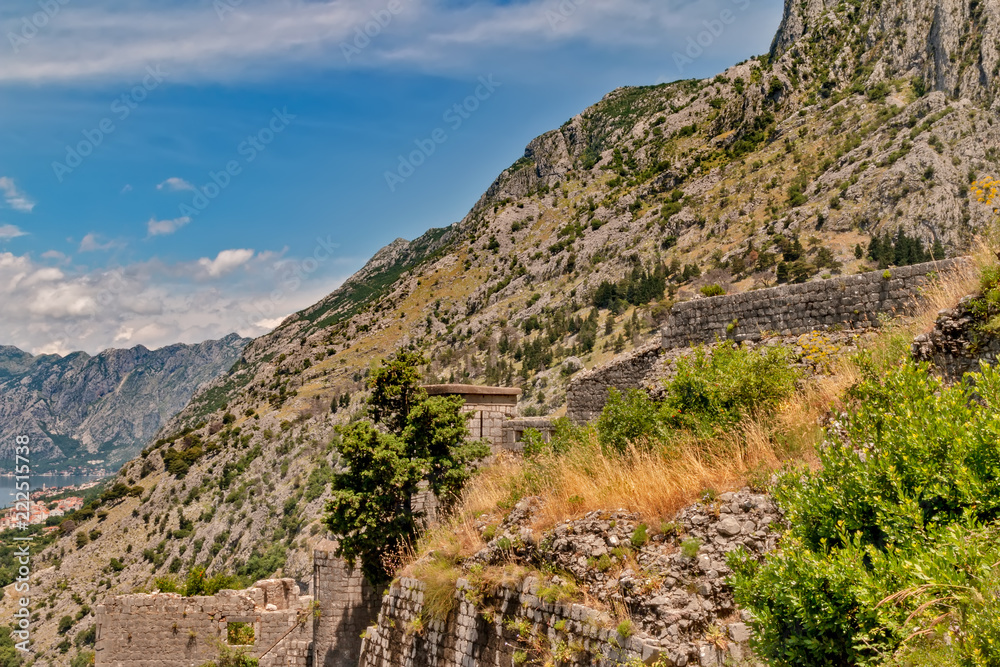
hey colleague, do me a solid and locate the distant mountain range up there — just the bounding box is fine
[0,334,250,471]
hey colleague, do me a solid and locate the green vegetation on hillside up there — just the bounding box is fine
[325,351,489,584]
[596,344,799,452]
[732,360,1000,667]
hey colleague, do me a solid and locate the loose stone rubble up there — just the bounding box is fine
[466,488,783,665]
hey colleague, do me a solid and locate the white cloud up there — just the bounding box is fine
[121,184,133,194]
[255,315,289,329]
[0,0,781,83]
[41,250,67,261]
[0,224,26,239]
[146,216,191,237]
[156,177,194,192]
[0,249,346,354]
[198,249,255,278]
[79,233,121,252]
[0,177,35,213]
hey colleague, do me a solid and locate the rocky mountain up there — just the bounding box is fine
[8,0,1000,660]
[0,334,250,471]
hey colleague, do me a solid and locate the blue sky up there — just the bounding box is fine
[0,0,783,354]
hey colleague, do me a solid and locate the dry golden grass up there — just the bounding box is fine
[411,248,996,564]
[431,416,792,544]
[907,243,992,333]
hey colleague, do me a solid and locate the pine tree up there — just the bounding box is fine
[326,352,489,584]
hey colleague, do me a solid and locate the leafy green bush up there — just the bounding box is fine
[664,344,799,432]
[731,362,1000,667]
[785,362,1000,553]
[596,388,672,453]
[699,284,726,297]
[596,345,798,451]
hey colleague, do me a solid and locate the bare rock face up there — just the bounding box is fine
[771,0,1000,106]
[0,333,249,468]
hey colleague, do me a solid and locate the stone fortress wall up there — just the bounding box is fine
[95,578,316,667]
[358,576,659,667]
[95,551,380,667]
[567,259,966,423]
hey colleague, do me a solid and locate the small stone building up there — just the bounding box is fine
[423,384,520,452]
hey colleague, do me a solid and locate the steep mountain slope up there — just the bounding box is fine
[10,0,1000,661]
[0,334,250,471]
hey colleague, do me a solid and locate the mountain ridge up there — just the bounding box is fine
[9,0,1000,660]
[0,333,250,470]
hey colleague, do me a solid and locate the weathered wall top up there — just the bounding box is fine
[423,384,521,403]
[661,259,966,349]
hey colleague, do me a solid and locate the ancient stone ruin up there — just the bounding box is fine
[95,550,379,667]
[567,259,965,422]
[97,258,978,667]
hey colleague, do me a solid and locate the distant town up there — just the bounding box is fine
[0,480,102,532]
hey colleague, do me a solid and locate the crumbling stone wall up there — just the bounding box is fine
[95,578,313,667]
[912,294,1000,380]
[359,486,779,667]
[662,259,964,349]
[566,342,663,424]
[96,549,379,667]
[358,576,660,667]
[568,260,966,423]
[502,417,556,451]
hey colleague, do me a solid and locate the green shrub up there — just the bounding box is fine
[70,652,94,667]
[664,344,799,432]
[154,575,180,593]
[596,345,798,450]
[596,388,671,453]
[731,362,1000,667]
[680,538,701,558]
[783,362,1000,553]
[699,284,726,297]
[520,428,549,458]
[630,524,649,548]
[227,622,255,646]
[74,625,96,648]
[184,567,244,596]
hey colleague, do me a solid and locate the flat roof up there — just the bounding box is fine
[423,384,522,397]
